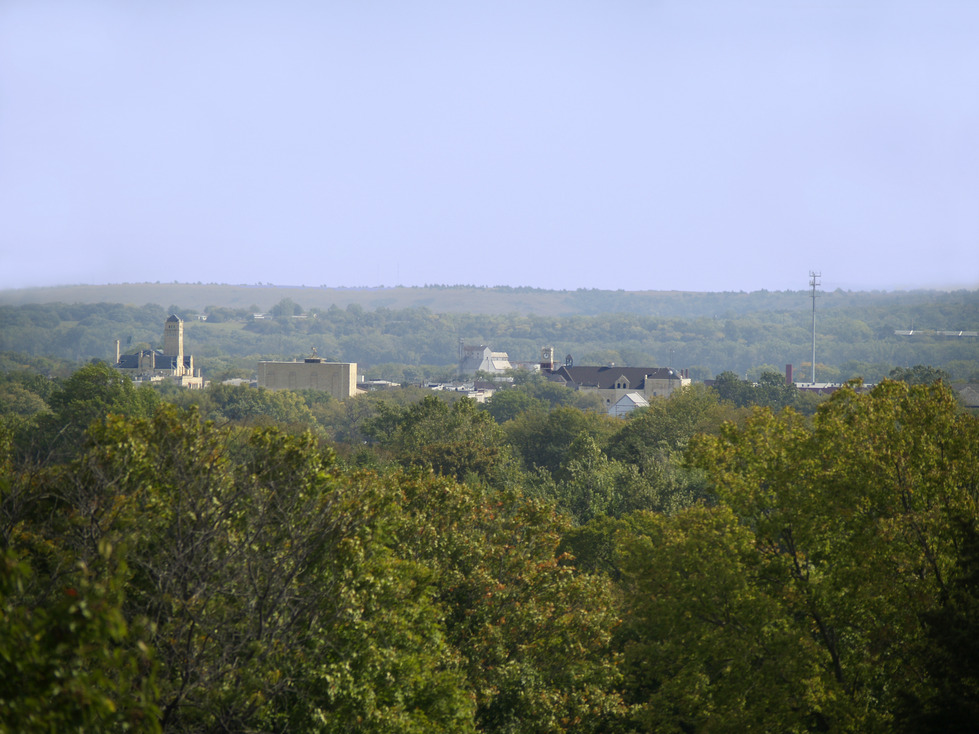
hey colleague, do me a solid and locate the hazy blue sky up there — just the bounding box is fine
[2,1,977,293]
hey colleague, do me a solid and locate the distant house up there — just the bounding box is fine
[459,344,513,376]
[539,346,690,411]
[113,315,204,388]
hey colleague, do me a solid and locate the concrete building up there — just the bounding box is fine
[539,346,690,412]
[257,352,358,400]
[459,344,513,376]
[113,315,204,388]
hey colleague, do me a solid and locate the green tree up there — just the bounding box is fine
[898,515,979,732]
[527,434,667,525]
[601,385,727,514]
[31,362,160,463]
[203,383,316,427]
[678,380,979,729]
[889,364,951,386]
[483,389,547,424]
[365,395,516,487]
[269,297,303,319]
[389,470,628,732]
[503,406,617,476]
[0,545,160,733]
[46,406,475,732]
[709,370,752,407]
[617,506,828,732]
[607,384,737,462]
[754,370,797,410]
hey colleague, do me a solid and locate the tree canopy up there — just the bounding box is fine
[2,353,979,732]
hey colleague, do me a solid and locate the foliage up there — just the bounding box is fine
[22,361,161,463]
[607,384,740,461]
[897,515,979,732]
[17,406,477,732]
[482,389,547,424]
[0,544,160,733]
[503,406,618,476]
[503,373,605,412]
[198,383,316,427]
[652,380,979,729]
[388,471,628,732]
[0,374,50,418]
[710,370,809,411]
[2,316,979,732]
[889,364,951,386]
[2,397,633,732]
[364,395,518,487]
[617,505,828,732]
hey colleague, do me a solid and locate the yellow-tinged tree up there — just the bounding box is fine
[22,406,476,732]
[617,505,830,733]
[387,469,629,733]
[672,379,979,729]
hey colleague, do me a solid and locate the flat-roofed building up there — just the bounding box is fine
[257,353,358,400]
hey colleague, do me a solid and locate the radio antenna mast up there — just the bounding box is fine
[809,271,821,385]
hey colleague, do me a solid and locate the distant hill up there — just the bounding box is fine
[2,282,973,320]
[2,284,977,382]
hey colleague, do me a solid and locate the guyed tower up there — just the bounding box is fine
[809,271,820,385]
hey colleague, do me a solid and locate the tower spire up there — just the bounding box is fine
[809,271,821,385]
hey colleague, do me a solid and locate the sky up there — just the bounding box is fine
[2,1,978,294]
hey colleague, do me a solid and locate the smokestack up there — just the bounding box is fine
[786,364,793,386]
[115,340,121,364]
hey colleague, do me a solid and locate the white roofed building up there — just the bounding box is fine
[459,344,513,376]
[610,392,649,417]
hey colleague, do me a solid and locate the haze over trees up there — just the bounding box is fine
[1,286,977,383]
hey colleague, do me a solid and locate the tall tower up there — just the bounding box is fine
[163,315,184,372]
[540,346,554,371]
[809,271,820,385]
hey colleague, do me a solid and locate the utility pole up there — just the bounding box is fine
[809,271,820,385]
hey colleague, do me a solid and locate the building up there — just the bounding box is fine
[608,392,649,418]
[539,346,690,412]
[956,384,979,408]
[459,344,513,376]
[257,352,358,400]
[113,315,204,388]
[610,392,649,418]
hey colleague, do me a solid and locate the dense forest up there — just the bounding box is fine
[1,285,978,383]
[9,282,974,318]
[1,284,978,730]
[2,355,978,731]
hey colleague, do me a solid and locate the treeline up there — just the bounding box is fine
[3,282,977,321]
[2,291,979,383]
[2,360,978,731]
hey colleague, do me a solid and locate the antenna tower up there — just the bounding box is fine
[809,271,821,385]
